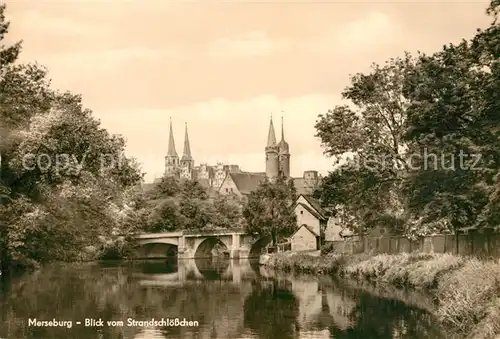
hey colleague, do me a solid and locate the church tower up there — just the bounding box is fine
[180,122,194,180]
[164,118,180,178]
[265,116,279,180]
[278,116,290,177]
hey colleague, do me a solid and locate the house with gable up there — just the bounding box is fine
[291,195,361,251]
[293,194,328,237]
[291,224,321,252]
[289,194,329,251]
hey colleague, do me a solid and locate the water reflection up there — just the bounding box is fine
[0,258,446,339]
[244,279,300,339]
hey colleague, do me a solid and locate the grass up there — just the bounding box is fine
[263,251,500,339]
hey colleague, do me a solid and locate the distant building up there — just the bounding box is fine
[145,116,322,196]
[218,117,321,196]
[218,172,267,197]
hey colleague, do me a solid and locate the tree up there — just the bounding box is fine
[180,179,208,200]
[140,178,216,232]
[243,176,297,246]
[487,0,500,24]
[0,4,20,67]
[315,1,500,237]
[209,194,245,230]
[178,197,212,230]
[151,176,180,198]
[400,4,500,234]
[0,4,144,269]
[314,55,416,235]
[146,198,183,232]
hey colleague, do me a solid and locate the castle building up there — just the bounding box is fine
[150,116,321,196]
[218,116,320,197]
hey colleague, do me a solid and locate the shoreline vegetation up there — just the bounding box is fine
[261,251,500,339]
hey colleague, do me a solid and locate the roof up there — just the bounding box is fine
[167,119,178,157]
[292,224,320,238]
[181,123,192,160]
[300,195,328,219]
[294,202,325,221]
[266,118,277,147]
[227,172,266,195]
[278,117,289,153]
[293,195,328,220]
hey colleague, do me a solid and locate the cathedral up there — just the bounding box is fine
[150,117,320,196]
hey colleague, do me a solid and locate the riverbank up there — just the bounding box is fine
[261,252,500,339]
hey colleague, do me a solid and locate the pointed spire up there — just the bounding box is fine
[182,122,192,160]
[281,114,285,141]
[266,114,277,147]
[278,113,290,154]
[167,117,178,157]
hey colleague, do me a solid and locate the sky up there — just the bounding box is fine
[3,0,493,182]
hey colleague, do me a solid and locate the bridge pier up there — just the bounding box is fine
[230,259,241,284]
[178,236,194,259]
[229,233,240,259]
[178,249,195,259]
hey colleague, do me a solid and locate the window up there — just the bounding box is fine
[300,210,303,215]
[225,188,229,192]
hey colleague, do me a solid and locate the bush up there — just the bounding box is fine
[321,242,334,255]
[436,258,500,336]
[263,251,500,338]
[97,236,136,260]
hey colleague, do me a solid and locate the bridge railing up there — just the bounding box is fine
[181,228,246,236]
[130,228,253,238]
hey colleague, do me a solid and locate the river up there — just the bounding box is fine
[0,258,446,339]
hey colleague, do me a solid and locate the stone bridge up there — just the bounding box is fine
[134,229,271,259]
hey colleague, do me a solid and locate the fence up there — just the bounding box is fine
[329,230,500,258]
[266,242,292,254]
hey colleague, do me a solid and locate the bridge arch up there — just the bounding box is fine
[136,238,179,247]
[193,236,230,259]
[194,257,231,280]
[249,235,272,258]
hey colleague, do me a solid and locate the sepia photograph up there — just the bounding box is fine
[1,0,500,338]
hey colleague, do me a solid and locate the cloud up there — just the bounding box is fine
[37,47,182,72]
[11,9,103,37]
[310,11,396,53]
[337,11,393,44]
[208,30,292,58]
